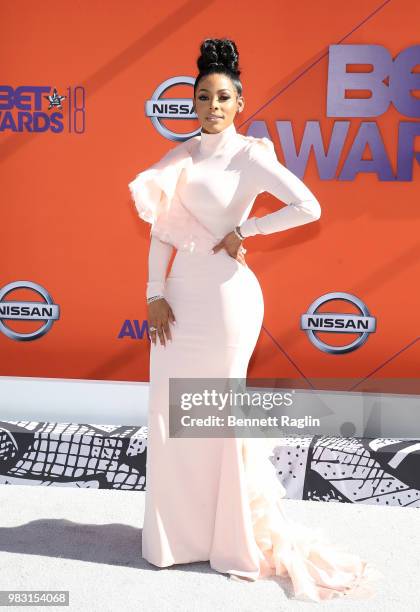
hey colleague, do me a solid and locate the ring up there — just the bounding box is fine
[149,326,157,332]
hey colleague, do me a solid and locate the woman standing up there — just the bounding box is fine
[129,38,382,603]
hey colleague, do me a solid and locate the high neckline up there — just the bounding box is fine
[199,122,237,154]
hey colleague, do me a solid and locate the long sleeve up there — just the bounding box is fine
[239,138,321,238]
[146,234,174,300]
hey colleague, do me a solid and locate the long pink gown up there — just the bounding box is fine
[128,122,383,602]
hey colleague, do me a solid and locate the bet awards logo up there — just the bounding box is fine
[0,85,85,133]
[300,292,376,354]
[0,281,60,341]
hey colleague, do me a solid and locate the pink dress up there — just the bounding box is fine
[128,122,383,602]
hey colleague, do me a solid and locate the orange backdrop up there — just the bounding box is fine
[1,0,419,388]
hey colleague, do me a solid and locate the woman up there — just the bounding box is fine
[128,38,382,603]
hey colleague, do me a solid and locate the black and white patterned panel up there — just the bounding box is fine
[269,436,420,506]
[269,437,312,500]
[0,421,147,490]
[305,436,420,506]
[1,422,419,506]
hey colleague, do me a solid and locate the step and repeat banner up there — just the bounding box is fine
[1,2,419,397]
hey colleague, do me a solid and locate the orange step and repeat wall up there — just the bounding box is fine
[1,1,419,391]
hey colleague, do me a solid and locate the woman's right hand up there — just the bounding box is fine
[147,297,176,346]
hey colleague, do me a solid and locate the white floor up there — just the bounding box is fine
[0,485,417,611]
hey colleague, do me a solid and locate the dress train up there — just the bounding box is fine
[231,437,383,602]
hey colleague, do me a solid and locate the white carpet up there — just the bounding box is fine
[0,486,417,611]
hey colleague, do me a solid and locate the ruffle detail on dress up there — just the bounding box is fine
[128,156,181,226]
[240,439,383,603]
[150,195,220,254]
[128,139,219,254]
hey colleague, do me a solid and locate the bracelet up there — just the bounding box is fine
[146,294,165,304]
[234,225,245,241]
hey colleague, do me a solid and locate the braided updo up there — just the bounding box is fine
[194,38,243,98]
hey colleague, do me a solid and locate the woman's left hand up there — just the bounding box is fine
[213,231,247,266]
